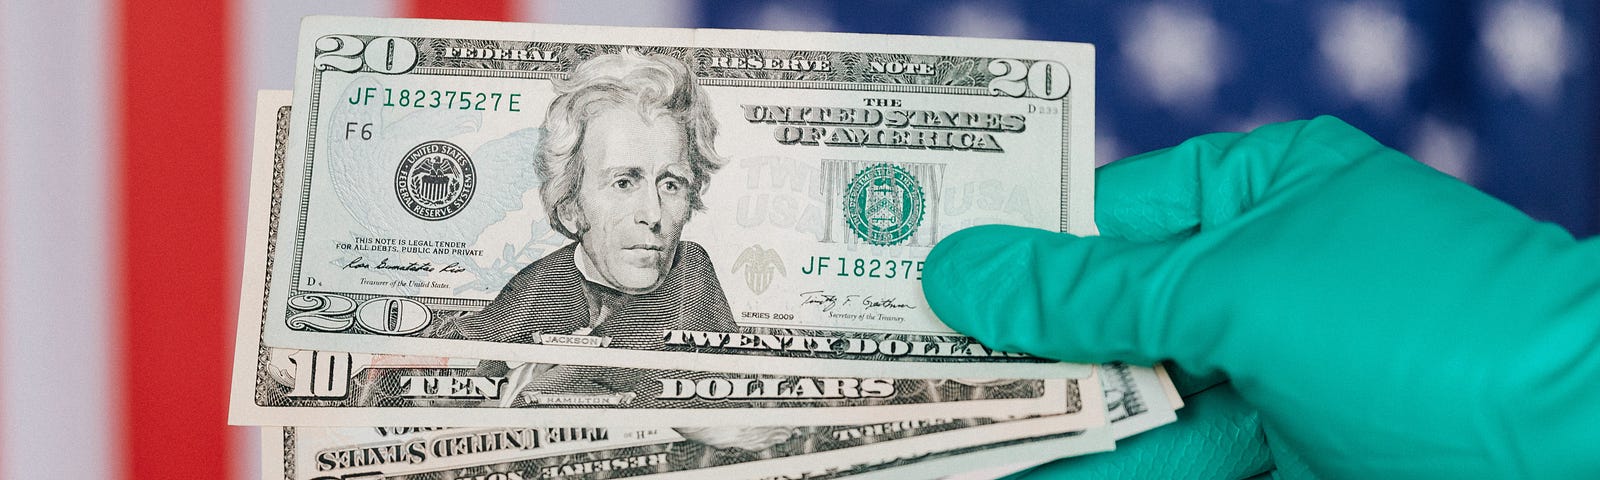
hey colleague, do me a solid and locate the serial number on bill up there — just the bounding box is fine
[800,256,923,280]
[345,87,523,112]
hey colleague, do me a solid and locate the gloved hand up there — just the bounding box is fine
[922,116,1600,479]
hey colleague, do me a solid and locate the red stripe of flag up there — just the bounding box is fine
[116,0,235,478]
[404,0,521,21]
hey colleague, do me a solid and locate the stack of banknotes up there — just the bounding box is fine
[228,16,1182,479]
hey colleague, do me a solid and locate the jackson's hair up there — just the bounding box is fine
[537,50,723,240]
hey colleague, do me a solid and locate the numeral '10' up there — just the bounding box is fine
[284,350,351,398]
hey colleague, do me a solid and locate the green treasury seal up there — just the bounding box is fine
[843,163,925,246]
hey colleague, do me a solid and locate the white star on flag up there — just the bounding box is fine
[1120,3,1232,110]
[1316,1,1418,108]
[1481,0,1574,104]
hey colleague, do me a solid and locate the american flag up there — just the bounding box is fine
[1,1,1593,478]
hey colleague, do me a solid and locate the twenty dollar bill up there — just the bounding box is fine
[262,16,1096,378]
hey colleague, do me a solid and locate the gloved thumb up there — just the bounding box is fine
[922,224,1196,366]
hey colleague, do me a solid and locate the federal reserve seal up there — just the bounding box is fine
[843,163,925,246]
[395,140,476,221]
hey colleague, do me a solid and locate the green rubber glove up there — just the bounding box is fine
[922,116,1600,479]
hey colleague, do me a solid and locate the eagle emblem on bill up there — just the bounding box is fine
[731,244,785,295]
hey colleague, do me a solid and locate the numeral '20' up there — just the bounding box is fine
[987,58,1070,100]
[314,35,419,74]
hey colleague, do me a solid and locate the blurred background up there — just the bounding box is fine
[1,0,1593,478]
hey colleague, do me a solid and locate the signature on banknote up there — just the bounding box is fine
[798,290,918,315]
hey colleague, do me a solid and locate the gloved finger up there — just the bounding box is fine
[923,224,1187,365]
[1093,116,1386,243]
[925,118,1452,369]
[1010,384,1272,480]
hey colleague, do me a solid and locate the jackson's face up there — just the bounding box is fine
[568,108,693,294]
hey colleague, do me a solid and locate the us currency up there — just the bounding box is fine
[261,365,1175,480]
[233,91,1086,427]
[939,363,1184,480]
[262,16,1096,379]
